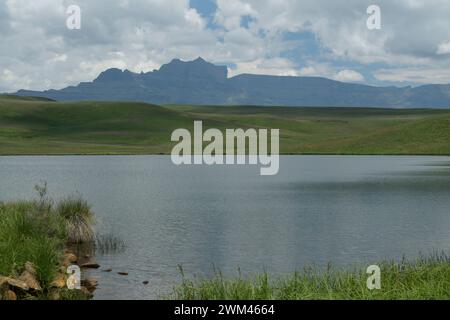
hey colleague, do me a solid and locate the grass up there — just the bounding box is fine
[0,201,64,287]
[171,254,450,300]
[56,196,95,243]
[0,185,95,299]
[0,95,449,155]
[93,234,125,255]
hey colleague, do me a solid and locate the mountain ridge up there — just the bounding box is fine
[14,57,450,108]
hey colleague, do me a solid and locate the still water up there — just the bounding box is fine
[0,156,449,299]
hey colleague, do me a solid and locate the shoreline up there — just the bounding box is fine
[170,254,450,300]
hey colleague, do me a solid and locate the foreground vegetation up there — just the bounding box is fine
[172,254,450,300]
[0,185,94,300]
[0,95,449,155]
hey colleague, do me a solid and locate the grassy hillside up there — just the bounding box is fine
[0,95,449,155]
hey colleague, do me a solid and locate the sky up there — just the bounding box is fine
[1,0,450,92]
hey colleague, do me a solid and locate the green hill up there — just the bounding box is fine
[0,96,449,155]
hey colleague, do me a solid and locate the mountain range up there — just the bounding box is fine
[14,57,450,108]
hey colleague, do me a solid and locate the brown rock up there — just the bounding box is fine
[0,276,29,291]
[62,253,78,267]
[65,253,78,263]
[19,271,42,291]
[0,276,8,289]
[80,263,100,269]
[51,276,66,289]
[0,279,8,298]
[81,278,98,289]
[4,290,17,300]
[24,262,37,275]
[118,272,128,276]
[80,286,94,298]
[103,269,112,272]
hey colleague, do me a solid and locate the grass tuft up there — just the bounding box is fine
[56,196,95,244]
[93,234,125,255]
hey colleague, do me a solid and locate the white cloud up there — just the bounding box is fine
[297,63,333,78]
[228,58,298,77]
[1,68,33,91]
[374,67,450,84]
[437,41,450,55]
[334,70,365,82]
[1,0,450,92]
[0,0,217,92]
[214,0,257,30]
[242,0,450,65]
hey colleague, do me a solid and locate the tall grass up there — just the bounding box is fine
[171,254,450,300]
[0,201,64,286]
[68,233,125,259]
[0,185,96,296]
[93,234,125,255]
[55,196,95,243]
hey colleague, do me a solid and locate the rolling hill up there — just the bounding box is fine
[0,95,449,155]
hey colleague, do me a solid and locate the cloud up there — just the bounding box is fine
[225,0,450,85]
[437,41,450,55]
[334,70,365,82]
[242,0,450,65]
[1,0,450,92]
[228,57,299,77]
[374,66,450,84]
[214,0,257,30]
[0,0,217,92]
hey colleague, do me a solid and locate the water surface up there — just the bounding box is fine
[0,156,449,299]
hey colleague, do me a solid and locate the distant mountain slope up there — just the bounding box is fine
[14,57,450,108]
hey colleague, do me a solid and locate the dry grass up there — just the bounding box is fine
[56,196,95,243]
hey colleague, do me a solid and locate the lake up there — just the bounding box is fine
[0,155,449,299]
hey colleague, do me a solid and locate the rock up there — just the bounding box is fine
[4,290,17,300]
[63,253,78,267]
[19,263,40,291]
[81,278,98,289]
[0,279,8,298]
[143,281,149,285]
[118,272,128,276]
[80,286,94,298]
[103,269,112,272]
[19,270,42,291]
[0,276,8,288]
[65,253,78,263]
[80,263,100,269]
[0,276,29,291]
[24,262,37,275]
[84,286,97,294]
[51,276,67,289]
